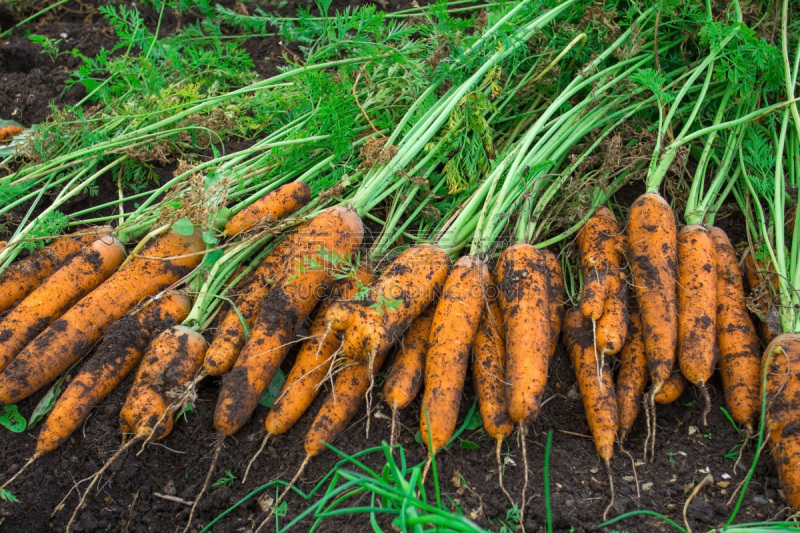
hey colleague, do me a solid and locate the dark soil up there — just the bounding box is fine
[0,2,789,533]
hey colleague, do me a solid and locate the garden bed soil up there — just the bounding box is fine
[0,2,789,532]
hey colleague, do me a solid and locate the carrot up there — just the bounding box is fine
[575,207,628,356]
[67,325,206,533]
[627,192,678,459]
[0,228,205,404]
[495,243,551,425]
[744,252,782,343]
[40,292,190,453]
[627,192,678,388]
[326,244,451,363]
[563,307,619,518]
[0,125,23,142]
[383,303,435,447]
[264,266,376,438]
[654,369,687,405]
[709,226,760,431]
[762,333,800,510]
[0,236,126,373]
[577,206,625,321]
[676,224,717,425]
[213,207,364,437]
[255,347,390,532]
[595,271,629,357]
[543,250,566,359]
[420,255,488,456]
[472,290,512,442]
[470,280,515,505]
[0,293,189,497]
[223,182,311,237]
[119,325,207,439]
[203,232,300,376]
[0,226,112,313]
[616,313,647,442]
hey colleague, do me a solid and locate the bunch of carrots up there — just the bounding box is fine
[1,0,799,530]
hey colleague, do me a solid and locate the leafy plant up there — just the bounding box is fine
[213,470,236,488]
[27,34,64,62]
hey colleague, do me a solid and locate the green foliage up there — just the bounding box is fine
[20,211,69,252]
[213,470,237,488]
[259,369,286,408]
[0,488,19,503]
[0,405,26,433]
[27,34,64,62]
[28,373,69,430]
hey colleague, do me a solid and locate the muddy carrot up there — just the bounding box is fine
[762,333,800,509]
[36,292,191,456]
[224,182,311,237]
[654,369,687,405]
[213,207,364,436]
[616,313,647,441]
[420,256,488,456]
[472,287,513,442]
[710,226,760,431]
[384,304,435,411]
[204,232,300,376]
[0,228,204,404]
[676,224,717,424]
[327,244,450,364]
[627,192,678,392]
[119,325,207,439]
[0,226,112,313]
[495,244,551,425]
[0,236,126,373]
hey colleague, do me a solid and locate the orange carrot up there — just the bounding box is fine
[384,304,435,411]
[676,224,717,423]
[0,236,126,373]
[264,266,376,438]
[577,206,624,321]
[596,271,629,357]
[761,333,800,510]
[223,182,311,237]
[420,256,488,456]
[472,287,513,442]
[119,325,207,439]
[564,308,619,460]
[326,244,451,363]
[627,192,677,459]
[654,369,686,405]
[204,232,300,376]
[0,125,23,142]
[710,226,760,431]
[616,313,647,441]
[0,226,112,313]
[36,292,191,457]
[0,229,205,404]
[495,244,550,425]
[213,207,364,436]
[627,192,678,391]
[563,307,619,517]
[67,324,207,533]
[543,250,566,359]
[304,351,389,458]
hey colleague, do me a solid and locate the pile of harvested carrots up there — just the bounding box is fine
[1,0,800,530]
[0,179,796,531]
